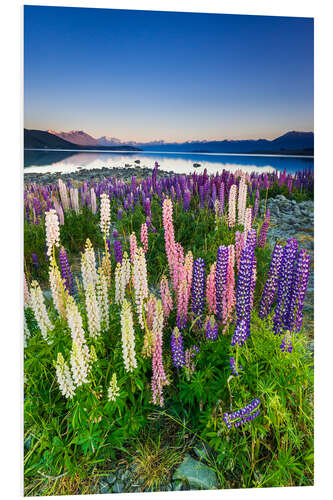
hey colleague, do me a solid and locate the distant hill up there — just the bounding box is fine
[24,129,141,151]
[48,129,99,146]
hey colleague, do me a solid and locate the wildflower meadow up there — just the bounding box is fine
[24,164,314,495]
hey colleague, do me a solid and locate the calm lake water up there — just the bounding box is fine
[24,150,314,176]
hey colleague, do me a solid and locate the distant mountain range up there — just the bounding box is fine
[25,129,314,155]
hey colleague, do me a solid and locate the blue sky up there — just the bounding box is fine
[24,6,314,141]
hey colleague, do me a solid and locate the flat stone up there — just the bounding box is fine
[100,481,111,494]
[113,481,124,493]
[173,455,218,490]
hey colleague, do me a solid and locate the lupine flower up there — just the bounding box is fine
[108,373,121,402]
[228,184,237,227]
[235,231,246,269]
[115,262,124,305]
[49,259,66,318]
[56,352,76,399]
[130,232,137,262]
[286,249,311,333]
[66,295,87,346]
[81,239,97,291]
[259,244,284,318]
[70,340,90,387]
[237,176,247,226]
[45,209,60,257]
[244,206,252,235]
[59,246,74,295]
[258,210,270,247]
[31,253,39,270]
[253,188,260,219]
[58,179,70,211]
[24,272,30,308]
[223,398,260,430]
[100,193,111,237]
[249,256,257,309]
[30,280,54,341]
[122,251,131,285]
[218,182,225,215]
[70,187,80,214]
[90,345,98,364]
[232,244,255,346]
[114,240,123,264]
[90,188,97,214]
[225,245,236,321]
[160,276,173,319]
[280,331,293,353]
[216,246,229,321]
[177,279,189,330]
[162,198,177,280]
[120,299,137,372]
[206,262,216,315]
[205,315,218,340]
[142,294,157,357]
[140,222,148,253]
[85,284,101,339]
[170,326,185,368]
[183,189,191,210]
[184,345,200,381]
[191,258,205,327]
[132,247,149,328]
[53,199,64,225]
[246,228,257,250]
[230,356,242,376]
[184,251,193,296]
[151,300,169,406]
[273,238,298,336]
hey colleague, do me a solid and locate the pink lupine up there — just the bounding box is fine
[225,245,236,321]
[235,231,246,270]
[173,243,185,291]
[244,207,253,236]
[162,198,177,280]
[151,300,169,406]
[130,232,137,262]
[228,184,237,228]
[177,279,190,330]
[206,262,216,315]
[140,222,148,253]
[160,276,173,319]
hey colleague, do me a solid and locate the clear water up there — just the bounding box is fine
[24,149,314,176]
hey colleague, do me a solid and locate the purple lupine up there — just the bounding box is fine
[253,188,260,219]
[259,244,284,318]
[246,228,257,249]
[31,253,39,270]
[230,356,243,376]
[205,316,218,340]
[114,240,123,264]
[232,244,255,346]
[170,327,185,368]
[215,246,229,321]
[183,189,191,211]
[280,332,293,353]
[286,249,311,333]
[258,210,270,247]
[191,258,206,327]
[59,246,74,294]
[223,398,260,430]
[273,238,298,336]
[144,197,151,219]
[218,182,225,216]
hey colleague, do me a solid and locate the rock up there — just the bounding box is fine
[173,455,218,490]
[121,469,130,481]
[193,163,201,168]
[113,481,124,493]
[106,473,117,484]
[99,481,111,494]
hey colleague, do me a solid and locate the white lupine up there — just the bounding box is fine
[115,262,123,305]
[45,209,60,257]
[100,193,111,237]
[91,188,97,215]
[244,206,253,236]
[132,247,149,329]
[49,260,66,318]
[24,272,30,308]
[70,340,90,387]
[70,187,80,215]
[85,284,100,339]
[237,175,247,226]
[96,267,109,329]
[53,199,64,225]
[122,251,131,285]
[81,239,97,291]
[30,281,54,341]
[66,295,86,345]
[120,299,137,372]
[58,179,70,211]
[108,373,120,402]
[56,352,76,399]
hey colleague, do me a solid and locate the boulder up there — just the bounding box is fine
[173,455,218,490]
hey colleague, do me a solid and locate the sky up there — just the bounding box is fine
[24,6,314,142]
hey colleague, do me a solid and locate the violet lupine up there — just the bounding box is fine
[160,276,173,319]
[170,326,185,368]
[114,240,123,264]
[31,253,39,270]
[225,245,236,321]
[184,345,200,381]
[258,209,270,247]
[230,356,242,376]
[286,249,311,333]
[249,256,257,310]
[191,258,205,327]
[177,279,189,330]
[129,232,137,263]
[205,315,218,340]
[280,332,293,353]
[223,398,260,430]
[151,300,169,406]
[259,244,284,319]
[183,189,191,210]
[59,246,74,295]
[228,184,237,227]
[232,244,255,346]
[206,262,216,315]
[140,222,148,253]
[253,188,260,219]
[218,182,225,215]
[144,197,151,219]
[216,246,229,322]
[246,228,257,250]
[273,238,298,336]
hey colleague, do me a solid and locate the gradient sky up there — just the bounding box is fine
[24,6,314,142]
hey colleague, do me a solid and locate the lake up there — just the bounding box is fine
[24,150,314,176]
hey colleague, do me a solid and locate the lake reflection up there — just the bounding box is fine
[24,150,314,176]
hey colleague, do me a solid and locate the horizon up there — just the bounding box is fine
[24,6,314,142]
